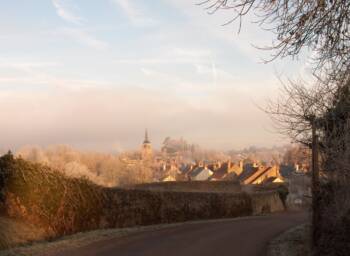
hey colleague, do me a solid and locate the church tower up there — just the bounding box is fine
[141,129,153,161]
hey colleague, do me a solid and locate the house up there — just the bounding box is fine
[209,161,243,181]
[179,163,193,174]
[177,163,194,180]
[159,161,181,182]
[261,176,284,185]
[210,167,227,180]
[239,164,283,185]
[228,161,244,176]
[161,175,176,182]
[189,166,213,181]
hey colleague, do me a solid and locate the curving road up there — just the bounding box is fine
[53,212,307,256]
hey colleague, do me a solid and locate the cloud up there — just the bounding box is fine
[52,0,84,24]
[56,27,109,50]
[114,47,213,65]
[0,58,114,90]
[111,0,157,26]
[163,0,271,62]
[0,60,58,68]
[171,48,212,58]
[194,63,236,82]
[114,57,211,65]
[0,59,60,86]
[51,1,109,50]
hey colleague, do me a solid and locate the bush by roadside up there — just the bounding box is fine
[0,217,48,250]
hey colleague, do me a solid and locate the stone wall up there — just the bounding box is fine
[250,192,285,214]
[130,180,242,193]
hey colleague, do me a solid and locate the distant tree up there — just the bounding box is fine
[15,145,134,187]
[0,151,15,203]
[283,145,311,166]
[4,151,13,160]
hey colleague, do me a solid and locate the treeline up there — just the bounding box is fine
[15,145,153,187]
[13,144,310,188]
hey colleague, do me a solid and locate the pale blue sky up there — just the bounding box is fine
[0,0,311,152]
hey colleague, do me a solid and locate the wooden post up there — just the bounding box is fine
[312,119,320,249]
[312,120,320,195]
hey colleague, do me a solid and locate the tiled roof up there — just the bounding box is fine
[179,164,192,174]
[238,166,258,182]
[189,167,205,177]
[210,168,227,180]
[239,166,275,184]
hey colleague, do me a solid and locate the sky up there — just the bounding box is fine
[0,0,311,152]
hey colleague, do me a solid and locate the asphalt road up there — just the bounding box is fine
[53,212,308,256]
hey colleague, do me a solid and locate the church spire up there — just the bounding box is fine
[141,129,152,161]
[143,129,150,144]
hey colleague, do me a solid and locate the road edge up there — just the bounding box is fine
[267,223,311,256]
[0,213,285,256]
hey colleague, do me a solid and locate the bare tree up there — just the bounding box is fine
[198,1,350,254]
[198,0,350,173]
[199,0,350,80]
[264,78,338,145]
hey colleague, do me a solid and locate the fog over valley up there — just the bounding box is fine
[1,84,285,152]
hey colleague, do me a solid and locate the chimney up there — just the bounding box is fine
[295,164,299,172]
[239,160,243,170]
[217,161,222,169]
